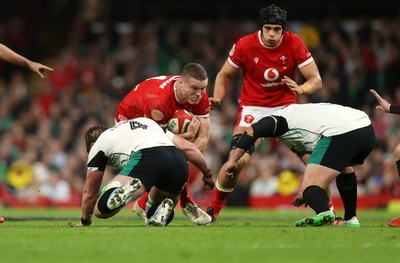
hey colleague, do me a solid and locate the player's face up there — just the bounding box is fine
[181,77,208,105]
[261,24,283,48]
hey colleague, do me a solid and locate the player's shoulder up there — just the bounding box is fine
[141,75,175,87]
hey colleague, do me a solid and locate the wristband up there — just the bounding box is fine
[300,83,313,95]
[81,217,91,226]
[202,169,213,178]
[390,105,400,115]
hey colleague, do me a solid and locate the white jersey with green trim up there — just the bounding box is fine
[88,118,175,169]
[274,103,371,154]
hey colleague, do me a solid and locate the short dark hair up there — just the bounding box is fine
[84,125,108,153]
[259,4,287,30]
[180,63,208,81]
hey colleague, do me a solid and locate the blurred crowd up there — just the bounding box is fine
[1,10,400,208]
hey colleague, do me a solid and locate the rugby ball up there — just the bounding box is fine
[167,109,193,134]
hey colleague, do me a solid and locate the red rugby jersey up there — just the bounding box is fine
[228,31,313,107]
[116,75,210,128]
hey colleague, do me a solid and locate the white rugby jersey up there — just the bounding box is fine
[87,118,175,170]
[274,103,371,154]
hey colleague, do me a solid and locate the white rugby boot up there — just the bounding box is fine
[107,179,141,209]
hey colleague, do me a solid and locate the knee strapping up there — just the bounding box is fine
[230,134,255,155]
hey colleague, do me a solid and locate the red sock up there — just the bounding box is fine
[137,192,149,210]
[179,184,195,208]
[211,188,231,215]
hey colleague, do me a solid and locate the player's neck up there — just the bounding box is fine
[174,83,185,104]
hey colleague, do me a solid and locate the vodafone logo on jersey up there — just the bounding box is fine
[264,68,279,81]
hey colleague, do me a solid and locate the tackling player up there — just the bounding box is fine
[225,103,375,227]
[116,63,213,225]
[73,118,214,227]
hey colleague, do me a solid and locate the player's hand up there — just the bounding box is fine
[185,116,200,141]
[27,61,54,78]
[71,217,92,227]
[179,116,200,142]
[224,161,236,178]
[370,89,391,112]
[71,222,86,227]
[282,76,302,94]
[201,169,215,190]
[209,97,221,110]
[291,195,306,207]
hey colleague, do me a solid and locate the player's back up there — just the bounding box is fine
[116,76,179,123]
[89,118,175,168]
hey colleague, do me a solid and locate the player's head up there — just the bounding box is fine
[84,125,108,153]
[178,63,208,105]
[180,63,208,82]
[259,4,287,31]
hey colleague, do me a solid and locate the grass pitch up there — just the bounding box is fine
[0,207,399,263]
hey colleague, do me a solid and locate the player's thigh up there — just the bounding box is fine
[300,164,339,194]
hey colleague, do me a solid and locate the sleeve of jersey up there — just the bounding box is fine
[236,116,289,151]
[87,151,108,172]
[293,35,314,68]
[227,40,243,69]
[390,105,400,115]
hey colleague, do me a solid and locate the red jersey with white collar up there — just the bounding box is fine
[116,75,210,128]
[228,30,313,107]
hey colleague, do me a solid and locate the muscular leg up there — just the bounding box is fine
[299,164,339,214]
[208,126,262,219]
[209,153,251,217]
[301,153,335,213]
[94,176,146,218]
[336,167,357,220]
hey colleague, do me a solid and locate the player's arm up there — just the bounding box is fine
[75,170,103,227]
[0,44,53,78]
[168,131,215,189]
[209,61,240,110]
[297,60,322,95]
[191,116,211,152]
[283,60,322,95]
[225,116,289,176]
[370,89,400,114]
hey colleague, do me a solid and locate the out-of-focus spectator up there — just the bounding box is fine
[39,168,71,203]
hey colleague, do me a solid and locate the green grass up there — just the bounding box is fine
[0,207,399,263]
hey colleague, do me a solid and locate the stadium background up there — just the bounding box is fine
[1,0,400,209]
